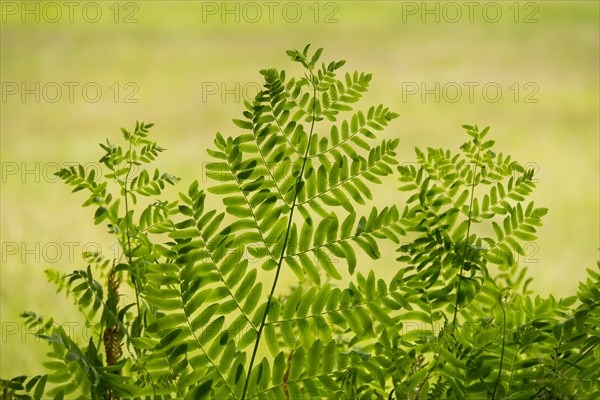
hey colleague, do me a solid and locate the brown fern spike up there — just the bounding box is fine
[282,350,294,399]
[103,266,123,366]
[104,266,122,400]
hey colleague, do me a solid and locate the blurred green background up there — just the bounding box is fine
[1,1,598,378]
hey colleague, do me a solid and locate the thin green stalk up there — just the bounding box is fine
[452,152,479,325]
[491,300,507,399]
[241,70,317,400]
[506,343,521,399]
[122,140,142,327]
[419,150,480,394]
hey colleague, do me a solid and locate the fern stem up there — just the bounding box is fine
[241,70,318,400]
[451,151,479,325]
[419,148,480,394]
[491,300,507,399]
[123,140,143,328]
[506,344,520,399]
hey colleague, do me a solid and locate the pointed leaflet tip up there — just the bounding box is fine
[302,44,311,56]
[310,48,324,67]
[387,112,400,120]
[232,119,252,130]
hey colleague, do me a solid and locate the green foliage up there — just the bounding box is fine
[2,46,598,400]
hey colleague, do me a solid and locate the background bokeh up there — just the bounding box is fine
[1,0,598,378]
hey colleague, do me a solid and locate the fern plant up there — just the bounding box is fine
[1,46,598,400]
[382,125,599,399]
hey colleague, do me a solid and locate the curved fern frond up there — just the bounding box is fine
[139,46,404,400]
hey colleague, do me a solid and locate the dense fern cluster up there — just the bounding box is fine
[2,47,598,400]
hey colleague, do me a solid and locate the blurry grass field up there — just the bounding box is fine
[1,1,598,378]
